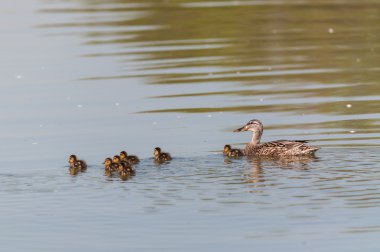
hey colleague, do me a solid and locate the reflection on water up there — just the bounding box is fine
[39,0,380,147]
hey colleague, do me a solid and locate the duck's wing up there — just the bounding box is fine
[259,140,319,155]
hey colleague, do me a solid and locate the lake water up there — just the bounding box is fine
[1,0,380,251]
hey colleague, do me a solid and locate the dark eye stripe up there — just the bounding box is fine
[248,120,259,125]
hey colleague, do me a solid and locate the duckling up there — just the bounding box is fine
[113,155,131,168]
[224,144,244,158]
[234,119,319,156]
[68,155,87,170]
[103,157,119,172]
[154,147,172,162]
[117,162,135,175]
[117,162,135,180]
[120,151,140,165]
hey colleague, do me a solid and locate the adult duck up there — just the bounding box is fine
[234,119,319,156]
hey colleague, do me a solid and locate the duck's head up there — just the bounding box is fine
[103,158,112,166]
[224,145,231,153]
[154,147,161,157]
[69,155,77,164]
[234,119,263,133]
[120,151,128,159]
[113,155,121,163]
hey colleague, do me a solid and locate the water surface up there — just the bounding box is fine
[0,0,379,251]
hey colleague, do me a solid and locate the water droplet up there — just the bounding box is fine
[328,28,334,34]
[346,104,352,108]
[349,130,355,134]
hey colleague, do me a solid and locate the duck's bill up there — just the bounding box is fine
[233,126,247,132]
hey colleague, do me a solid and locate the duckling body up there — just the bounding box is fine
[120,151,140,165]
[68,155,87,171]
[75,160,87,171]
[234,119,319,157]
[223,145,244,158]
[154,147,172,162]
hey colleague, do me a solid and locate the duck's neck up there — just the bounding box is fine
[250,131,262,145]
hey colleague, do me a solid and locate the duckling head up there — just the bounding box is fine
[103,158,112,166]
[120,151,128,159]
[224,145,231,153]
[117,163,125,172]
[113,155,121,163]
[154,147,161,157]
[69,155,77,164]
[234,119,263,133]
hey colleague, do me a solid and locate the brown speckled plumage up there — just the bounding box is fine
[234,119,319,157]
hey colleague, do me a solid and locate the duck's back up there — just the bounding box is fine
[245,140,319,156]
[157,152,172,161]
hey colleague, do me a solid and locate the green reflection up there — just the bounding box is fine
[40,0,380,144]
